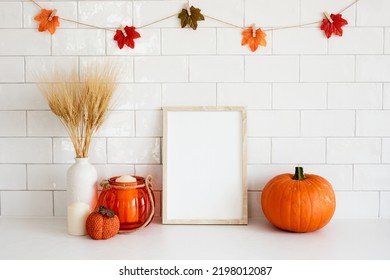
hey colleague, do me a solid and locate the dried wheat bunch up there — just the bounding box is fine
[37,64,118,158]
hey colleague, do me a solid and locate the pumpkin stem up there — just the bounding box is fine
[292,167,306,180]
[98,206,116,218]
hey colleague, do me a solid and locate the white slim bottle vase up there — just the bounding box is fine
[67,158,98,236]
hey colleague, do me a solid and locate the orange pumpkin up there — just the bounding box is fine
[261,167,336,233]
[86,206,120,240]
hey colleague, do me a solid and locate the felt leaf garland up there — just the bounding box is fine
[34,9,60,35]
[178,5,205,30]
[241,26,267,52]
[320,13,348,39]
[113,26,141,49]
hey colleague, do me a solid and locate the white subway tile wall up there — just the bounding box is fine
[0,0,389,219]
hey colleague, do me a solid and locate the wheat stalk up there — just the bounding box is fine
[36,63,118,158]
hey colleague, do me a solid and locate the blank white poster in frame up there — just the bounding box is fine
[163,107,247,225]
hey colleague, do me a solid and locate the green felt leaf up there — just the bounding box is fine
[178,6,205,30]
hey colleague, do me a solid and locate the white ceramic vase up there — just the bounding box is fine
[66,158,98,236]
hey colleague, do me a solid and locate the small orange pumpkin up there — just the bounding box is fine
[86,206,120,240]
[261,167,336,233]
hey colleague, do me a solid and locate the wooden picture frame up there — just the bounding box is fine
[163,107,247,225]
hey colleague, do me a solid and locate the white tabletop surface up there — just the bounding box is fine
[0,217,389,260]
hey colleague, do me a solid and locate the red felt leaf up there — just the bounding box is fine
[320,13,348,39]
[114,26,141,49]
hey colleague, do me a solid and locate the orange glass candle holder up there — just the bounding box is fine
[97,175,155,232]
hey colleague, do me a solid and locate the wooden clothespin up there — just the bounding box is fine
[119,25,127,37]
[48,9,57,22]
[186,3,192,16]
[323,12,333,23]
[252,24,256,37]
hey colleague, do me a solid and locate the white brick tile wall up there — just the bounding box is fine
[80,56,134,83]
[333,191,379,219]
[53,138,107,164]
[247,138,271,164]
[272,138,326,164]
[0,165,26,191]
[300,56,355,82]
[247,111,299,137]
[53,191,66,217]
[248,191,263,218]
[115,84,161,110]
[25,56,78,83]
[133,1,187,28]
[190,56,244,82]
[217,83,272,109]
[0,0,388,219]
[245,0,300,27]
[246,56,299,82]
[162,83,216,106]
[247,164,295,190]
[356,56,390,82]
[380,192,390,218]
[273,28,327,55]
[385,28,390,54]
[0,111,26,137]
[94,164,135,183]
[0,30,51,55]
[0,138,52,164]
[0,2,22,28]
[356,111,390,136]
[357,0,390,26]
[327,138,381,163]
[384,84,390,109]
[0,57,24,83]
[383,138,390,163]
[304,165,353,191]
[52,29,106,55]
[273,83,327,109]
[162,28,216,55]
[135,110,163,137]
[354,165,390,191]
[107,138,160,164]
[135,56,188,82]
[328,83,383,109]
[192,0,243,28]
[1,191,53,217]
[78,1,133,28]
[0,84,48,110]
[27,165,69,191]
[134,165,163,190]
[328,28,384,54]
[27,111,67,137]
[95,111,135,137]
[301,111,355,136]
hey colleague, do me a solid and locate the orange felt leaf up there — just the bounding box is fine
[241,26,267,52]
[34,9,60,35]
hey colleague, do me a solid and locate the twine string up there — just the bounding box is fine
[204,15,244,30]
[136,14,178,29]
[339,0,360,14]
[30,0,360,34]
[31,0,42,9]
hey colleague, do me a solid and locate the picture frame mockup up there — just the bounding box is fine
[162,107,247,225]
